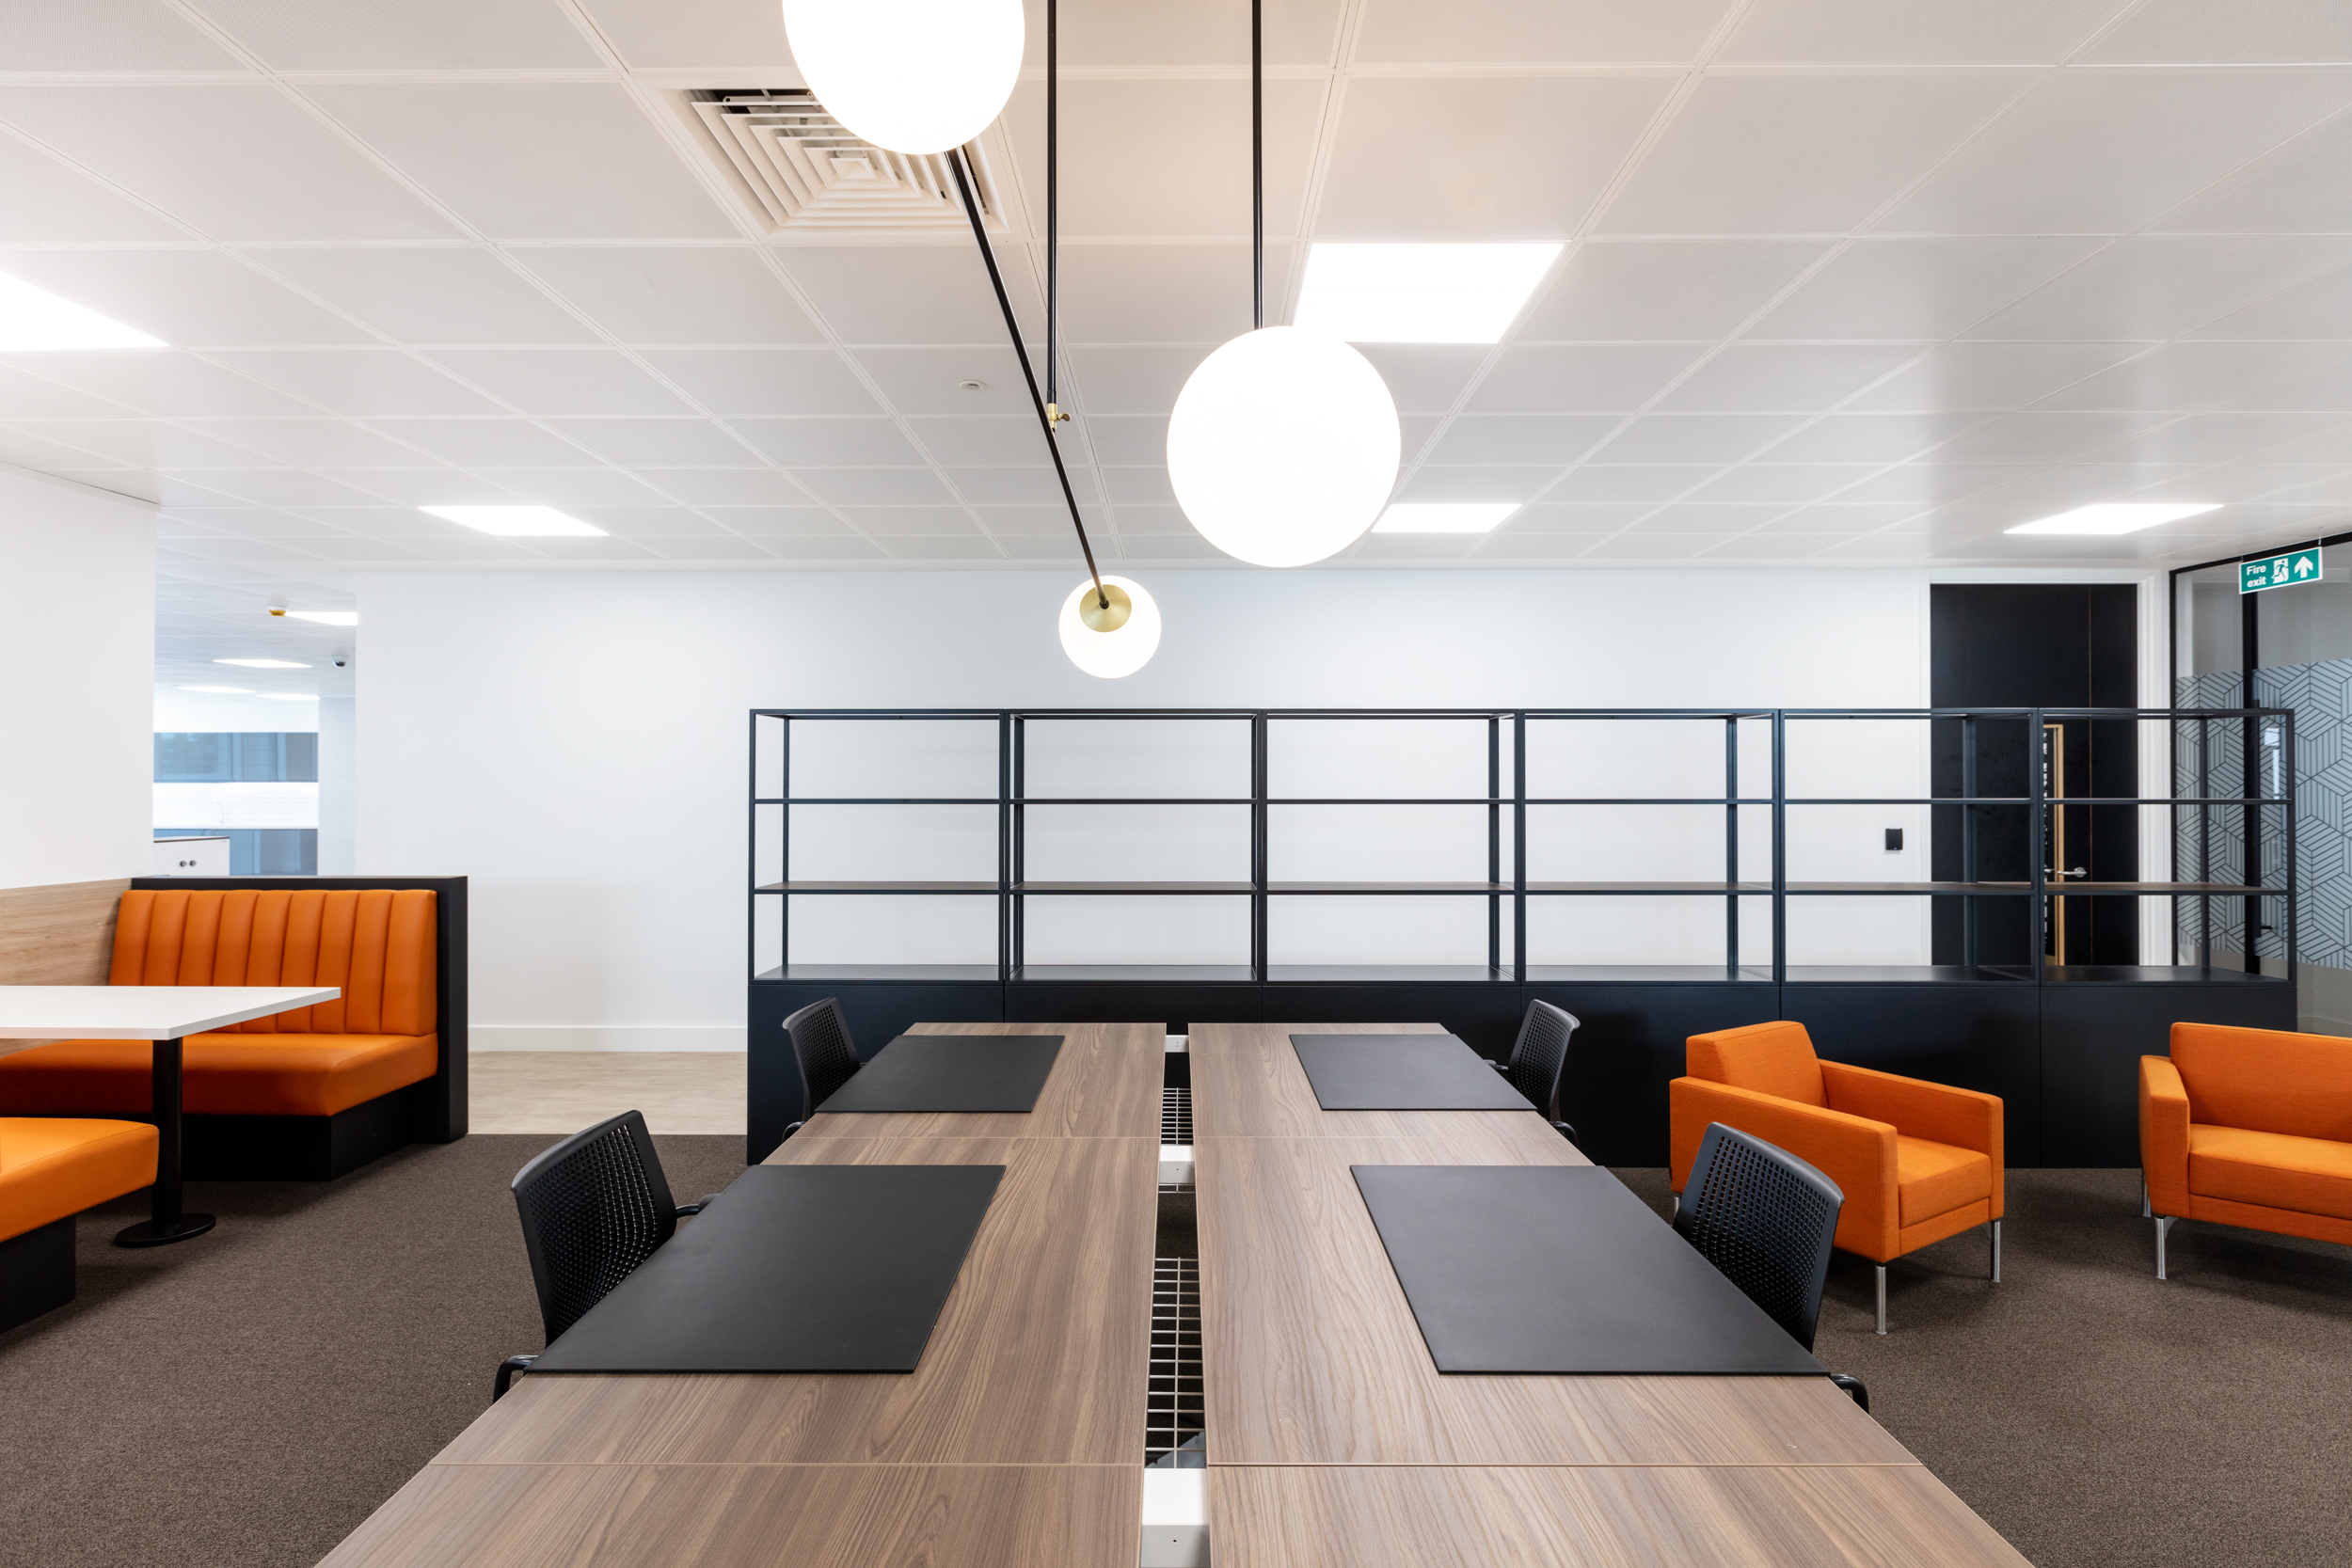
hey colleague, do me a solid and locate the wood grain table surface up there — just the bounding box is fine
[793,1020,1163,1142]
[1190,1021,1569,1141]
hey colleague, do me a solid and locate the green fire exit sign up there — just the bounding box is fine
[2241,547,2322,594]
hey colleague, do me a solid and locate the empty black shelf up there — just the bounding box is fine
[760,880,1000,894]
[1524,881,1773,895]
[1014,881,1254,895]
[1267,881,1510,895]
[1012,964,1258,982]
[755,964,1002,982]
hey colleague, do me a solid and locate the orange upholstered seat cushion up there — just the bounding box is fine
[1897,1134,1993,1227]
[0,1117,158,1242]
[1686,1021,1827,1107]
[2188,1124,2352,1221]
[0,1034,438,1118]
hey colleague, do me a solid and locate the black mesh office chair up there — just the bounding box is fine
[495,1110,714,1401]
[1491,999,1581,1148]
[1674,1120,1869,1412]
[782,995,863,1140]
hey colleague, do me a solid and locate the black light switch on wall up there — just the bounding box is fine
[1885,829,1903,851]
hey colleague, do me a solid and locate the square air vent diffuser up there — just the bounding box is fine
[687,89,1003,238]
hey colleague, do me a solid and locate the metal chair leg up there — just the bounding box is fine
[2155,1214,2175,1279]
[1875,1265,1887,1335]
[1991,1219,2001,1283]
[2141,1180,2150,1219]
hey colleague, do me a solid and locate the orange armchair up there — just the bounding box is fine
[2141,1022,2352,1279]
[1670,1020,2004,1333]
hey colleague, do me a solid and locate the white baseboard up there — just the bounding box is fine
[469,1025,748,1053]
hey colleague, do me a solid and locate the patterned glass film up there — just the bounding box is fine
[2174,565,2249,966]
[2256,575,2352,973]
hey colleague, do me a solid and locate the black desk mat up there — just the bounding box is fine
[1353,1165,1825,1375]
[819,1034,1064,1114]
[531,1164,1004,1373]
[1290,1034,1531,1111]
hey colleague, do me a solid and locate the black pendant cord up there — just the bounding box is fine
[1046,0,1058,410]
[947,148,1106,610]
[1251,0,1263,330]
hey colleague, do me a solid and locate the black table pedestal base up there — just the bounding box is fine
[114,1036,213,1250]
[115,1212,215,1248]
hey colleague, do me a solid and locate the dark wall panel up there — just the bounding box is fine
[2039,978,2297,1165]
[1526,982,1778,1167]
[1268,984,1528,1063]
[1005,982,1255,1030]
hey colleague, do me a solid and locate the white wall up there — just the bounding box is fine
[0,465,153,891]
[360,567,2032,1051]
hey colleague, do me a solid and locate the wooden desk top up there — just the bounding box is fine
[320,1463,1140,1568]
[1209,1464,2029,1568]
[1191,1021,1560,1141]
[1197,1132,1909,1467]
[442,1135,1154,1467]
[794,1020,1162,1141]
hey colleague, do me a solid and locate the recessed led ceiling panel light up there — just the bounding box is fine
[178,685,251,694]
[2007,502,2221,535]
[1373,502,1521,534]
[215,657,310,669]
[421,504,606,537]
[282,610,358,626]
[259,692,318,701]
[1294,244,1563,344]
[0,272,166,351]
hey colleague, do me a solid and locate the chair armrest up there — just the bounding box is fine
[1822,1061,2004,1222]
[2140,1055,2192,1216]
[1670,1077,1899,1259]
[675,1195,722,1217]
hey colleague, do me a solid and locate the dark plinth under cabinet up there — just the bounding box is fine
[746,707,2298,1166]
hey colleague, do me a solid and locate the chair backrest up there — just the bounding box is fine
[2170,1022,2352,1142]
[108,888,437,1037]
[509,1110,678,1343]
[1675,1120,1843,1352]
[1503,1000,1580,1122]
[1685,1020,1825,1107]
[784,997,862,1118]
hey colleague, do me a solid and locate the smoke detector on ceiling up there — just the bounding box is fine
[686,88,1004,239]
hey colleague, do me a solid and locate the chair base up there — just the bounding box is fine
[0,1217,74,1334]
[2155,1214,2176,1278]
[181,1083,425,1180]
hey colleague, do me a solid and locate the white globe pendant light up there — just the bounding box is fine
[1167,326,1399,568]
[781,0,1024,155]
[1057,576,1161,679]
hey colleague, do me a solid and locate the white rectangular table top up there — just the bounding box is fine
[0,986,342,1040]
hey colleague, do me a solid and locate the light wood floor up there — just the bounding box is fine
[468,1053,745,1135]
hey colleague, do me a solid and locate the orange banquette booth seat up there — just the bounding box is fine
[0,1117,159,1332]
[2142,1022,2352,1278]
[0,881,468,1180]
[1670,1020,2004,1333]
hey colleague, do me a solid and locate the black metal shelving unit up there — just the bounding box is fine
[745,706,2296,1168]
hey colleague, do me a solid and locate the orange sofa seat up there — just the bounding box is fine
[0,1117,158,1242]
[0,887,439,1121]
[1670,1020,2005,1266]
[2142,1022,2352,1256]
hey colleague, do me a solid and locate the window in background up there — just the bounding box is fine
[154,732,318,873]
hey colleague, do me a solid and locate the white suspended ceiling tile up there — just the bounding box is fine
[1699,534,1846,560]
[0,351,314,418]
[705,506,854,537]
[998,535,1086,561]
[1842,342,2145,414]
[1393,466,1562,503]
[2166,113,2352,235]
[516,247,825,346]
[508,536,665,562]
[470,468,676,507]
[430,347,703,416]
[1355,0,1733,63]
[252,533,430,561]
[1586,414,1809,467]
[1052,344,1208,416]
[1032,0,1343,69]
[2178,416,2352,465]
[0,250,373,347]
[1632,502,1799,533]
[758,535,893,561]
[1425,414,1621,466]
[1065,415,1166,467]
[1315,76,1673,239]
[772,247,1040,348]
[365,418,602,467]
[1515,240,1828,342]
[2186,264,2352,341]
[10,0,249,68]
[836,505,979,536]
[1055,243,1270,346]
[549,417,764,467]
[1743,237,2106,341]
[2035,341,2352,413]
[2221,362,2352,413]
[0,425,132,472]
[150,473,256,507]
[1466,345,1708,413]
[1759,413,1988,463]
[1718,0,2125,64]
[640,348,882,418]
[308,468,518,506]
[1680,465,1880,504]
[174,467,398,508]
[13,420,269,469]
[559,507,729,537]
[164,535,330,565]
[1823,464,2023,506]
[946,467,1092,506]
[1353,533,1486,560]
[882,535,1007,561]
[1582,532,1728,559]
[0,86,460,244]
[999,79,1319,241]
[2081,0,2352,64]
[641,469,812,506]
[972,505,1073,537]
[570,0,790,71]
[792,468,960,507]
[178,419,449,468]
[167,509,355,540]
[727,417,921,467]
[1100,467,1176,504]
[302,83,736,241]
[246,248,597,345]
[899,415,1048,467]
[1921,411,2183,466]
[206,349,507,415]
[1752,503,1928,533]
[1353,344,1492,414]
[0,135,186,243]
[1542,466,1712,503]
[0,365,137,420]
[1596,72,2024,235]
[1499,502,1656,533]
[1963,234,2352,341]
[1104,503,1187,532]
[1652,344,1920,413]
[1882,71,2352,237]
[1466,533,1603,559]
[188,0,605,69]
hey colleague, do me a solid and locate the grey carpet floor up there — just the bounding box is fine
[3,1147,2349,1567]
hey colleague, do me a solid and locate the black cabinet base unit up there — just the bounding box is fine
[0,1217,73,1334]
[747,970,2294,1166]
[179,1080,431,1180]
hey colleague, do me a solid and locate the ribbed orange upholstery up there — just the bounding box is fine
[0,889,438,1120]
[2143,1024,2352,1246]
[0,1117,158,1241]
[1671,1021,2004,1267]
